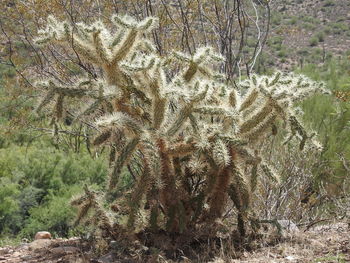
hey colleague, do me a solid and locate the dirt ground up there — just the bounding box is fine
[0,223,349,263]
[228,223,350,263]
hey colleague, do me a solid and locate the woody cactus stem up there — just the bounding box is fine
[34,14,328,236]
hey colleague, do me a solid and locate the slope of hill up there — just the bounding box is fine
[261,0,350,71]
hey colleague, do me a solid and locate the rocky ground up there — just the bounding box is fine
[0,238,89,263]
[0,223,349,263]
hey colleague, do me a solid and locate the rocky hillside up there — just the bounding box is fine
[263,0,350,71]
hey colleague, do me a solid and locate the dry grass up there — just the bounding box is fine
[216,222,350,263]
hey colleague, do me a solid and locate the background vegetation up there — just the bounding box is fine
[0,0,349,252]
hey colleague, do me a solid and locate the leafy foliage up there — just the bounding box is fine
[20,185,80,239]
[297,57,350,187]
[0,143,107,238]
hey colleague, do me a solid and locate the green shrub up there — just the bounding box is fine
[323,0,335,7]
[330,22,349,35]
[296,58,350,183]
[0,143,108,237]
[302,22,317,31]
[268,36,284,51]
[0,178,21,234]
[277,49,287,58]
[301,16,320,24]
[309,36,319,47]
[18,186,45,218]
[0,144,107,191]
[287,17,297,25]
[254,52,275,74]
[271,12,282,25]
[315,32,325,42]
[297,48,310,57]
[20,185,80,238]
[323,26,332,34]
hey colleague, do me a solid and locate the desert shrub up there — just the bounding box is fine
[3,144,107,192]
[29,14,328,255]
[18,186,45,218]
[323,0,335,7]
[315,32,325,42]
[285,17,297,25]
[323,26,332,34]
[20,185,80,238]
[0,178,21,234]
[302,22,317,31]
[306,48,325,63]
[268,36,284,51]
[0,143,108,237]
[309,36,319,47]
[254,53,275,74]
[0,58,41,147]
[253,58,350,223]
[297,48,311,57]
[301,16,320,24]
[252,141,324,224]
[271,12,282,25]
[330,22,349,35]
[296,57,350,188]
[277,49,287,58]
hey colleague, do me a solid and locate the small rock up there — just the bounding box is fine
[21,255,33,261]
[50,246,80,256]
[0,248,9,255]
[310,239,325,247]
[277,220,299,232]
[29,239,53,251]
[17,243,29,251]
[96,252,118,263]
[285,255,296,261]
[35,231,52,240]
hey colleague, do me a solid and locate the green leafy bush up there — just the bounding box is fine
[309,36,319,47]
[315,32,325,42]
[0,178,21,234]
[296,57,350,185]
[0,143,108,238]
[20,185,80,238]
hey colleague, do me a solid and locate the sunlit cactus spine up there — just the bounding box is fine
[34,14,328,239]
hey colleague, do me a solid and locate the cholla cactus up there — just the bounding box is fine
[34,14,327,238]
